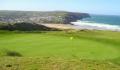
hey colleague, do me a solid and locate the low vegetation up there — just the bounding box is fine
[0,22,58,31]
[0,30,120,70]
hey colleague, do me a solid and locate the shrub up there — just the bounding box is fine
[5,50,22,57]
[0,22,58,31]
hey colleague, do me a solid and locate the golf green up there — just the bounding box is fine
[0,31,120,60]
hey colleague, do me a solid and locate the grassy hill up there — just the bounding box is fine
[0,30,120,70]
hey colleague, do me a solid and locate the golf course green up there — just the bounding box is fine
[0,30,120,70]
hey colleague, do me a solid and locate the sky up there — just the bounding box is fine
[0,0,120,15]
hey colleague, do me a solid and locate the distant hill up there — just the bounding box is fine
[0,10,90,24]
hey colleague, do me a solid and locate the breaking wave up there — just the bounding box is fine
[71,21,120,31]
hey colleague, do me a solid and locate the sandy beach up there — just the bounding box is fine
[41,23,75,30]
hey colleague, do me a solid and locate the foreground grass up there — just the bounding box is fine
[0,30,120,70]
[0,57,120,70]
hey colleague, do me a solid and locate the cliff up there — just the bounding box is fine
[0,10,90,24]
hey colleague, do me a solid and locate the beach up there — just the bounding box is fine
[41,23,75,30]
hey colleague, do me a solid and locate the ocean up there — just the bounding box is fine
[71,14,120,31]
[82,14,120,26]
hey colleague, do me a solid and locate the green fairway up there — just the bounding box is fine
[0,30,120,70]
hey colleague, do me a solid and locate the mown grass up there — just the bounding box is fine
[0,30,120,70]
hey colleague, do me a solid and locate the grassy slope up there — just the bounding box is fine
[0,30,120,70]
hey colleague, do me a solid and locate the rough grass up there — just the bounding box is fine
[0,57,120,70]
[0,30,120,70]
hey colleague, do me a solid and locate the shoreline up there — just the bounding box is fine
[40,23,120,32]
[71,21,120,31]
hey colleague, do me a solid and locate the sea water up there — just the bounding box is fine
[71,14,120,31]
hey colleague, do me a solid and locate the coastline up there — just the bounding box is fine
[40,22,120,32]
[71,21,120,31]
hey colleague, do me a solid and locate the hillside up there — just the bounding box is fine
[0,10,90,24]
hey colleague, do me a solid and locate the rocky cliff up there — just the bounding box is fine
[0,11,90,24]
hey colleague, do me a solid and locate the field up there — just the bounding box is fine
[0,30,120,70]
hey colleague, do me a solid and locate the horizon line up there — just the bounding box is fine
[0,9,120,16]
